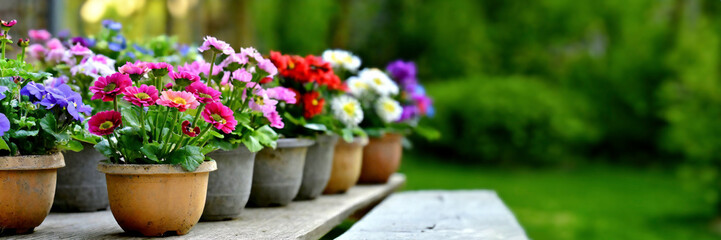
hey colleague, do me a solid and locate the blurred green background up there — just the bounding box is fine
[5,0,721,239]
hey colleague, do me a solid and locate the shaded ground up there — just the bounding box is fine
[323,153,720,239]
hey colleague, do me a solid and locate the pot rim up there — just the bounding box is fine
[340,136,370,146]
[0,151,65,170]
[97,161,217,175]
[277,138,316,148]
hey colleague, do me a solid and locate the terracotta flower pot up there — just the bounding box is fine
[295,134,339,200]
[97,161,217,236]
[359,133,403,184]
[0,152,65,235]
[53,143,108,212]
[201,146,256,221]
[248,138,315,207]
[323,137,369,194]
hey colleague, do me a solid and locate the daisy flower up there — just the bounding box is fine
[202,102,237,134]
[358,68,399,97]
[89,73,132,102]
[198,36,234,55]
[156,90,200,112]
[123,84,159,107]
[88,110,122,136]
[375,97,403,123]
[346,76,369,97]
[331,95,364,126]
[322,49,361,72]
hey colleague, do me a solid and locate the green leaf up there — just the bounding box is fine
[95,139,118,159]
[121,107,141,127]
[341,128,354,143]
[304,123,327,132]
[39,114,57,133]
[253,125,278,149]
[168,145,204,171]
[59,140,84,152]
[242,134,263,152]
[0,138,9,151]
[11,129,39,138]
[140,143,163,162]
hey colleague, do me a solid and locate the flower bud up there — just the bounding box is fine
[17,38,28,47]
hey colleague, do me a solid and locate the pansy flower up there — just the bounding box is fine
[90,73,132,101]
[123,84,159,107]
[202,102,237,134]
[88,110,122,136]
[20,81,46,103]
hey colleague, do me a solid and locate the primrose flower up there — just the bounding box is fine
[119,61,150,78]
[265,110,284,129]
[266,87,297,104]
[28,29,51,41]
[202,102,237,134]
[90,72,132,101]
[0,113,9,137]
[147,62,173,76]
[185,81,220,104]
[181,120,200,137]
[331,95,364,126]
[301,91,324,119]
[375,97,403,123]
[157,90,199,112]
[27,44,46,60]
[198,36,234,55]
[70,43,93,57]
[170,71,201,88]
[322,49,361,72]
[88,110,122,136]
[358,68,399,97]
[123,84,159,107]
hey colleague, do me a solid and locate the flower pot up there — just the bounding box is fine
[97,161,217,236]
[248,138,315,207]
[0,152,64,235]
[359,133,403,183]
[295,134,339,200]
[323,137,369,194]
[201,146,256,221]
[53,143,108,212]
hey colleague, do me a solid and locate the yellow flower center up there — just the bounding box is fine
[103,83,117,92]
[99,121,114,130]
[211,114,226,124]
[343,103,356,116]
[354,81,368,89]
[383,101,396,113]
[373,78,383,85]
[288,61,295,69]
[135,92,150,99]
[312,99,319,106]
[173,97,187,105]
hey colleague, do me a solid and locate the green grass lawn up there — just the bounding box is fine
[324,153,721,239]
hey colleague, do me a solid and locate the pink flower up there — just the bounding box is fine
[248,88,278,114]
[46,48,71,64]
[266,87,296,104]
[185,81,220,104]
[257,59,277,78]
[28,29,51,41]
[119,61,150,76]
[156,90,199,112]
[170,71,201,87]
[265,110,284,129]
[90,73,132,101]
[1,19,16,28]
[222,68,251,85]
[220,52,249,68]
[70,43,92,57]
[147,62,173,76]
[198,36,234,55]
[123,84,159,107]
[45,38,64,50]
[202,102,237,134]
[27,44,46,60]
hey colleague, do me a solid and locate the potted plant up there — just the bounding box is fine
[85,53,236,235]
[0,19,90,235]
[180,37,282,220]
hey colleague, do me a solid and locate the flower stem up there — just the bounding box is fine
[19,46,25,63]
[1,40,6,60]
[139,106,147,144]
[161,110,180,154]
[157,108,170,141]
[113,96,119,113]
[191,103,205,127]
[207,52,217,84]
[104,135,118,164]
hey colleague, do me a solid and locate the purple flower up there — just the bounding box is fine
[71,37,95,48]
[101,19,122,31]
[44,76,69,89]
[0,86,9,101]
[108,35,126,51]
[399,105,418,122]
[386,60,418,87]
[0,113,9,137]
[133,44,153,55]
[56,29,70,39]
[40,84,92,121]
[20,82,47,103]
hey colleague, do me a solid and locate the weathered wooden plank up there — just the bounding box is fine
[338,190,529,240]
[9,174,406,239]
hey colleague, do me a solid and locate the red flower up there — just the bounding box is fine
[181,120,200,137]
[202,102,237,134]
[301,91,324,119]
[88,111,122,136]
[90,73,132,102]
[270,51,311,83]
[259,76,273,84]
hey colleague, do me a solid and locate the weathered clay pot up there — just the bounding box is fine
[359,133,403,183]
[295,134,339,200]
[248,138,315,207]
[201,146,256,221]
[0,152,65,235]
[98,161,217,236]
[323,137,369,194]
[53,143,108,212]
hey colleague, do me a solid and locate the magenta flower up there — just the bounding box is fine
[27,44,46,60]
[170,71,201,88]
[70,43,92,57]
[202,102,237,134]
[1,19,16,28]
[46,38,64,50]
[123,84,159,107]
[88,111,122,136]
[265,110,284,129]
[147,62,173,76]
[266,87,297,104]
[185,81,220,104]
[157,90,199,112]
[28,29,51,41]
[90,73,132,101]
[198,36,234,55]
[119,61,150,76]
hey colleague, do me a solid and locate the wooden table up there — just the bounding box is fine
[338,190,529,240]
[10,174,406,239]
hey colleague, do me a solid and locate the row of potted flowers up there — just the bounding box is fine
[0,19,434,236]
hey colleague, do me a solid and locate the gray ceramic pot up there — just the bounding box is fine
[201,146,257,221]
[248,138,315,207]
[294,134,339,200]
[53,143,108,212]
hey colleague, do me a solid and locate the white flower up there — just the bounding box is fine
[322,49,361,72]
[70,54,116,79]
[346,76,370,97]
[332,95,364,126]
[358,68,398,97]
[375,97,402,123]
